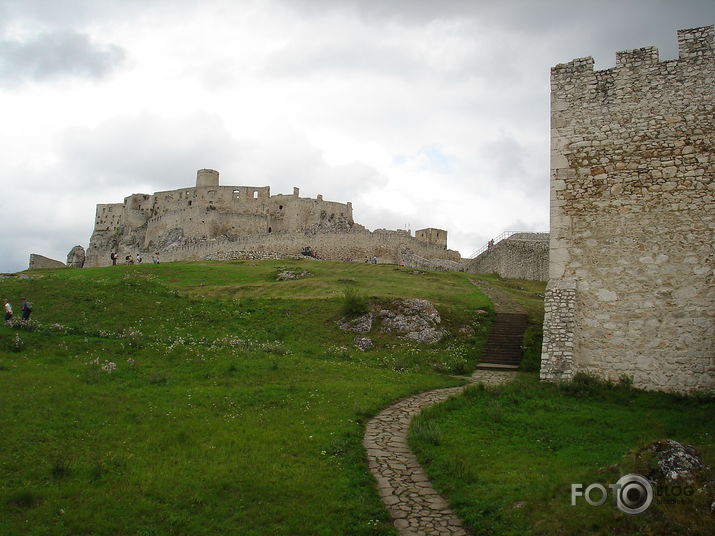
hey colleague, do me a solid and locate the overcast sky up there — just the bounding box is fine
[1,0,713,273]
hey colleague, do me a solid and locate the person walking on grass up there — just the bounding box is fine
[3,299,13,325]
[20,297,32,321]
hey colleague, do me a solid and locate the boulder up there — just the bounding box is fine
[637,439,707,484]
[67,245,86,268]
[337,313,373,334]
[353,337,374,351]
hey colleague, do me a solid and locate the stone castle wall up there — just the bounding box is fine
[462,234,549,281]
[84,171,458,268]
[119,228,459,266]
[541,26,715,392]
[28,254,66,270]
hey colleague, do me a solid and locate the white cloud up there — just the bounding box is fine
[0,0,712,273]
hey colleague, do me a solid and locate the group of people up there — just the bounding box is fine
[365,256,378,264]
[3,298,32,325]
[110,252,160,266]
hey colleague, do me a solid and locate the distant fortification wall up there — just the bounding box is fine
[84,170,459,267]
[28,254,66,270]
[541,26,715,393]
[463,233,549,281]
[131,229,459,266]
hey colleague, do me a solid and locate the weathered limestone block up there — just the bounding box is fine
[28,254,66,270]
[66,245,86,268]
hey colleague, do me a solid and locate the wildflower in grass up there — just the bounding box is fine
[101,361,117,373]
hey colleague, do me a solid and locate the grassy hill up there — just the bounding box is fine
[0,260,492,536]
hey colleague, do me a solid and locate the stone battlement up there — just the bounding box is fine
[551,26,714,99]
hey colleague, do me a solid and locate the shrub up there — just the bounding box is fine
[341,287,369,317]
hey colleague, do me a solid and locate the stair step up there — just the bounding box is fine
[477,312,528,369]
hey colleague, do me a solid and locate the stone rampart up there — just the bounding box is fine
[88,228,460,267]
[463,235,549,281]
[28,254,66,270]
[541,26,715,393]
[400,248,463,272]
[84,170,460,269]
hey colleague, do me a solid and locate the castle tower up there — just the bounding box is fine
[196,169,219,188]
[540,26,715,393]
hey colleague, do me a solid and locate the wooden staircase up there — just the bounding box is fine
[477,313,528,370]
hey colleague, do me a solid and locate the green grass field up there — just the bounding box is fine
[3,260,711,536]
[0,260,491,536]
[410,375,715,536]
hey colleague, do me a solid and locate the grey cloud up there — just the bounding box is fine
[264,39,424,79]
[0,0,196,28]
[0,30,125,86]
[277,0,714,68]
[227,134,389,201]
[59,114,239,194]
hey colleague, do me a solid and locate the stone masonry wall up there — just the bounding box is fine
[541,26,715,392]
[28,254,66,270]
[540,280,576,381]
[462,235,549,281]
[87,228,460,267]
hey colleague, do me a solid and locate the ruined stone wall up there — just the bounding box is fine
[28,254,66,270]
[463,235,549,281]
[415,228,448,249]
[400,248,463,272]
[541,26,715,392]
[114,229,461,266]
[86,175,355,266]
[84,169,459,270]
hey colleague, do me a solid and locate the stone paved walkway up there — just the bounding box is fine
[364,369,514,535]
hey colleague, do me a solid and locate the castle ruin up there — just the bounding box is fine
[540,26,714,392]
[84,169,460,267]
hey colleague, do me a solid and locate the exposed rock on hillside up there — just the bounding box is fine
[638,439,708,484]
[337,313,373,334]
[378,298,444,343]
[275,270,310,281]
[337,298,445,343]
[353,337,374,351]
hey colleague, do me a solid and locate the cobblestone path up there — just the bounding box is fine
[364,370,513,535]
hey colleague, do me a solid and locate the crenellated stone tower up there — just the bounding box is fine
[540,26,715,392]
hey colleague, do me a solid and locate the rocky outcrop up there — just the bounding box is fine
[66,245,86,268]
[337,313,373,334]
[637,439,709,484]
[378,299,444,343]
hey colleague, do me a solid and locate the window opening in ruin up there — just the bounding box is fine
[233,189,240,199]
[279,205,283,210]
[188,200,192,206]
[268,227,272,233]
[253,191,258,199]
